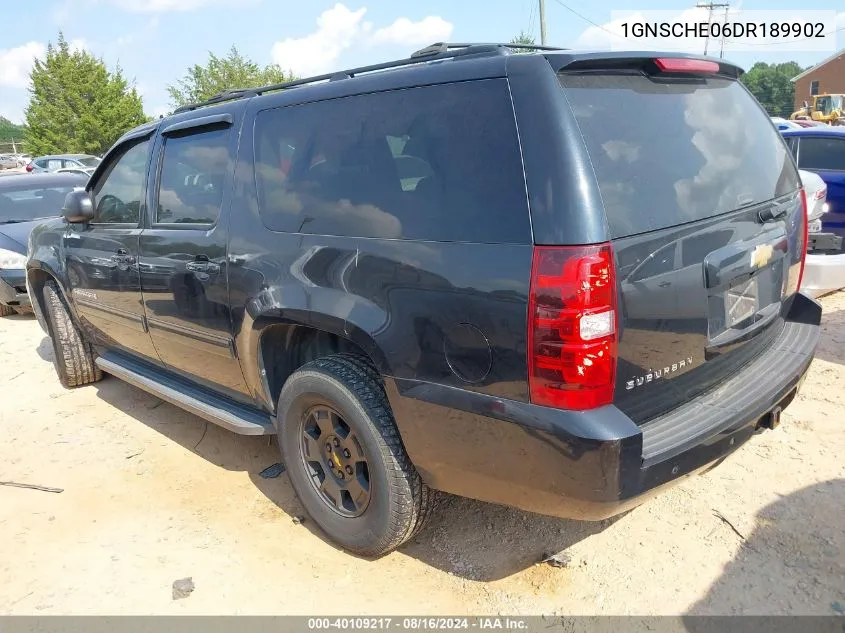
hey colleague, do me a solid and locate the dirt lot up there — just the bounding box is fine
[1,292,844,616]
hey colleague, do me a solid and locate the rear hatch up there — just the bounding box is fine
[558,58,805,424]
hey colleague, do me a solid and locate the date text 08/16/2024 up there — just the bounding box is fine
[307,618,529,630]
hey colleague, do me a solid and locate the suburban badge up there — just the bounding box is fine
[626,356,694,390]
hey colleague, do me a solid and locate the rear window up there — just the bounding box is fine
[253,79,530,243]
[797,136,845,171]
[78,156,101,167]
[559,73,799,238]
[0,185,76,223]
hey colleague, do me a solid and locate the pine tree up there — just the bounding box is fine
[509,31,537,53]
[24,33,146,156]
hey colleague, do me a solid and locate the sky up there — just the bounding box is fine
[1,0,843,125]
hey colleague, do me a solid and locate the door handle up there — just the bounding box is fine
[186,257,220,275]
[658,281,671,288]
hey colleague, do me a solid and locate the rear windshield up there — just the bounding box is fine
[559,72,799,238]
[0,185,76,223]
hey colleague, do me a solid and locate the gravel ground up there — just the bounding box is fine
[1,292,843,615]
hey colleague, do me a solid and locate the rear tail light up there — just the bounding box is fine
[528,244,618,410]
[653,58,719,74]
[797,189,809,291]
[25,163,33,172]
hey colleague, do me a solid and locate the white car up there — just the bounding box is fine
[798,169,828,233]
[798,170,845,297]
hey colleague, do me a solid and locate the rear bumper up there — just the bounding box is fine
[388,293,821,521]
[802,250,845,298]
[0,269,29,307]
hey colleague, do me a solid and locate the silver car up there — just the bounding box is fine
[25,154,101,173]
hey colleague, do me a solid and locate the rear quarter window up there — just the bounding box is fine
[253,79,530,243]
[559,72,799,238]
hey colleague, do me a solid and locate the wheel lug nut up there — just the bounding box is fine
[345,465,353,475]
[342,449,351,458]
[333,438,340,447]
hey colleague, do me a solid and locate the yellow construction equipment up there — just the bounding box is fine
[790,94,845,125]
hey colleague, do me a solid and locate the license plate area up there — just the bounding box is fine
[725,276,759,328]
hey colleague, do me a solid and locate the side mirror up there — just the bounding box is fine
[62,189,94,223]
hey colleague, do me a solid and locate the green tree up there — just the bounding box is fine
[0,117,25,144]
[509,31,537,53]
[740,61,805,119]
[24,33,145,156]
[167,46,297,108]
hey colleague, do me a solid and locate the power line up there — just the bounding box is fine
[725,25,845,46]
[551,0,844,56]
[551,0,620,39]
[550,0,693,50]
[696,2,730,56]
[527,0,536,39]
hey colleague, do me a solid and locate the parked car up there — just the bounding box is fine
[798,169,828,233]
[0,154,20,170]
[56,167,95,178]
[0,172,87,315]
[26,154,101,173]
[27,45,820,557]
[782,127,845,295]
[792,120,826,128]
[771,117,802,131]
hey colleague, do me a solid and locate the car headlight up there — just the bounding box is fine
[0,248,27,269]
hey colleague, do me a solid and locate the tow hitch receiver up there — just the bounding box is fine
[759,405,783,430]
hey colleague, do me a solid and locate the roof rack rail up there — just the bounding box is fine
[173,88,259,114]
[411,41,566,57]
[172,42,567,114]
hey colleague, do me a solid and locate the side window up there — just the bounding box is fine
[92,139,151,224]
[785,137,798,160]
[798,137,845,171]
[45,159,63,170]
[630,243,676,282]
[681,230,734,268]
[155,126,232,224]
[253,79,530,243]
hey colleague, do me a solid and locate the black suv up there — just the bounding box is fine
[27,44,821,556]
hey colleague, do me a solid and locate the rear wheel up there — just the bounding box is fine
[42,280,102,388]
[277,353,433,556]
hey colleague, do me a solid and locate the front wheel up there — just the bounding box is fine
[42,280,102,387]
[277,354,434,557]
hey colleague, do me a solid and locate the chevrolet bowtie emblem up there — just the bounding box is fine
[751,243,774,269]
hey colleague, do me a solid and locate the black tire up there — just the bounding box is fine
[277,353,434,556]
[42,280,102,388]
[0,304,14,317]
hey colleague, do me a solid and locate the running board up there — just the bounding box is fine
[95,354,276,436]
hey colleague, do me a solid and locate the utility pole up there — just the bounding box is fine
[539,0,548,46]
[696,1,729,56]
[719,5,729,58]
